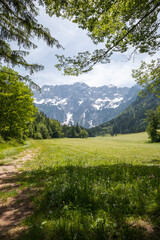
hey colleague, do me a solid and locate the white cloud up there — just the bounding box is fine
[28,51,159,88]
[79,62,136,87]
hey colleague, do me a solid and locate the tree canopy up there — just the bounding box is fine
[132,59,160,97]
[146,106,160,142]
[47,0,160,75]
[0,66,37,141]
[1,0,159,78]
[1,0,159,77]
[28,112,88,139]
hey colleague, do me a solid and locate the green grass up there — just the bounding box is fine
[0,140,32,204]
[0,187,18,202]
[0,139,31,161]
[1,133,160,239]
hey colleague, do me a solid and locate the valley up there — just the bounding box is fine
[1,1,160,239]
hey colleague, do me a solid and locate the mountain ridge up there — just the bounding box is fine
[88,92,160,136]
[34,82,140,128]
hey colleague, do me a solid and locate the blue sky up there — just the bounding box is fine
[16,6,159,88]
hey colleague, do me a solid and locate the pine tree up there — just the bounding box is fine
[0,0,62,82]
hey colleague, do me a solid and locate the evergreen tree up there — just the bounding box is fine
[88,92,160,136]
[50,119,63,138]
[29,112,63,139]
[0,0,62,82]
[66,126,78,138]
[62,124,70,137]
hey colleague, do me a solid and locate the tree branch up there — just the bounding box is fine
[91,0,160,68]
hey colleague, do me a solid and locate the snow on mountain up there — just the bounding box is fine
[33,82,140,128]
[63,113,74,125]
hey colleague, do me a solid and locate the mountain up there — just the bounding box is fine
[88,92,160,136]
[33,82,140,128]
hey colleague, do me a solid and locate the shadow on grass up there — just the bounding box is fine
[0,171,34,240]
[9,163,160,240]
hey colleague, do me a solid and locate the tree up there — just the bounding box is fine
[0,0,62,83]
[50,119,63,138]
[39,123,49,139]
[47,0,160,75]
[66,126,78,138]
[132,59,160,97]
[79,129,88,138]
[132,58,160,140]
[1,1,159,78]
[146,106,160,142]
[28,112,64,139]
[0,66,37,140]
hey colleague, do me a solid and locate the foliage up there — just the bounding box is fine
[0,0,62,83]
[1,0,159,77]
[132,59,160,97]
[146,106,160,142]
[29,112,88,139]
[0,138,31,160]
[29,112,63,139]
[66,124,88,138]
[0,66,37,141]
[79,128,88,138]
[45,0,160,75]
[132,59,160,141]
[88,92,160,136]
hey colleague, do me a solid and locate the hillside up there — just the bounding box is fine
[88,93,160,136]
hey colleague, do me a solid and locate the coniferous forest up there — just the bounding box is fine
[88,92,160,138]
[28,112,88,139]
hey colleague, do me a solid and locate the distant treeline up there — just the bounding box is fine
[31,92,160,140]
[29,112,88,139]
[88,93,160,137]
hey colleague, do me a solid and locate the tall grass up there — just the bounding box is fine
[1,133,160,239]
[0,139,31,160]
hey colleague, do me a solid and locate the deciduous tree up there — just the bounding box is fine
[132,59,160,97]
[47,0,160,75]
[0,66,37,140]
[146,106,160,142]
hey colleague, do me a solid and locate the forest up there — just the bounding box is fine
[88,92,160,140]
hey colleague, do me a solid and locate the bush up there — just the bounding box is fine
[33,132,43,139]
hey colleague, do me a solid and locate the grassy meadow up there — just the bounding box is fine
[1,132,160,239]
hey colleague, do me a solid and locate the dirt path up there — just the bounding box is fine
[0,149,38,239]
